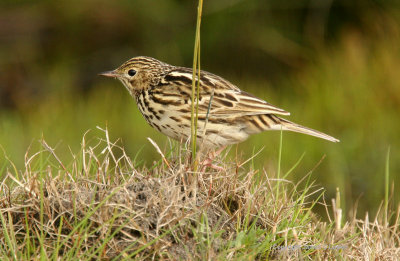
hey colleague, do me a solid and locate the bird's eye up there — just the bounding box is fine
[128,69,137,77]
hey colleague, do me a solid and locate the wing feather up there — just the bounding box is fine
[157,68,290,117]
[208,90,290,116]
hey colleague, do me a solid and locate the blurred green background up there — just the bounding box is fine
[1,0,399,218]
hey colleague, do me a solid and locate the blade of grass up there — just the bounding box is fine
[0,211,17,260]
[282,152,305,180]
[190,0,203,167]
[39,170,46,259]
[23,208,31,261]
[276,127,283,199]
[52,216,64,260]
[384,147,390,228]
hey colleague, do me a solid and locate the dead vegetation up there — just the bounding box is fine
[0,129,399,260]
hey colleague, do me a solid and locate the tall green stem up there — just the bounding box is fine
[191,0,203,167]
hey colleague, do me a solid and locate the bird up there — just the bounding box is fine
[99,56,339,148]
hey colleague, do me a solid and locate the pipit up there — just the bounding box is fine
[100,56,339,148]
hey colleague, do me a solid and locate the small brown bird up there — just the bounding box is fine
[100,56,339,147]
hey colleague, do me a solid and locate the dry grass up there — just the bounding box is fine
[0,128,399,260]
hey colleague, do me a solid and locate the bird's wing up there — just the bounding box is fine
[205,89,290,117]
[158,68,290,117]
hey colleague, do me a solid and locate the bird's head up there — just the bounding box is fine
[99,56,169,96]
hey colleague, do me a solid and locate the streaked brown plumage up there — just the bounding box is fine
[100,56,339,147]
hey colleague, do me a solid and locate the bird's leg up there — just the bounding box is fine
[209,146,227,159]
[199,146,227,171]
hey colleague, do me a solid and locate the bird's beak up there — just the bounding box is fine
[98,70,119,78]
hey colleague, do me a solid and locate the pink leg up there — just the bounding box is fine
[200,146,227,171]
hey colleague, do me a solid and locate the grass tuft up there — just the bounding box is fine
[0,128,399,259]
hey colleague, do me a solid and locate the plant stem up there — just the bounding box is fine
[191,0,203,169]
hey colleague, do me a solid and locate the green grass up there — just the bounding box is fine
[0,129,399,259]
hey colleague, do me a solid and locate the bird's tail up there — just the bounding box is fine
[278,117,339,142]
[246,114,340,142]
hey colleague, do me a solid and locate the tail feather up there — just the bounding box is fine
[277,117,339,143]
[246,114,339,142]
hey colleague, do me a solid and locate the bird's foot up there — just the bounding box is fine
[199,146,227,171]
